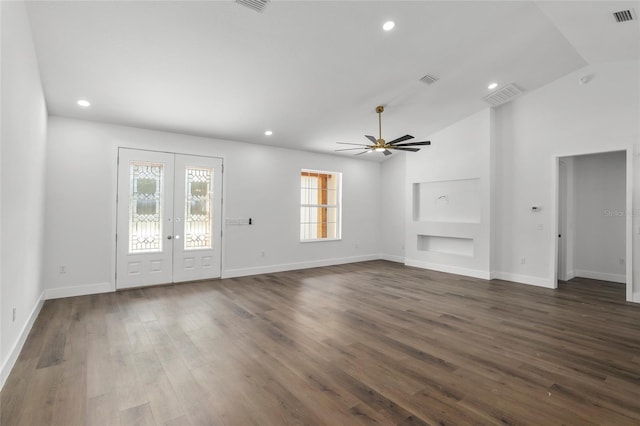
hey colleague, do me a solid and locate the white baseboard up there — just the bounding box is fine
[44,281,114,300]
[222,254,380,279]
[404,259,491,280]
[565,270,575,281]
[574,269,626,284]
[1,291,45,390]
[379,254,405,263]
[633,293,640,304]
[491,271,555,288]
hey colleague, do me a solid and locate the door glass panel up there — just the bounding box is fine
[129,161,164,253]
[184,167,213,250]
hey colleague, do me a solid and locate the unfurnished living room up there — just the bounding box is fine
[1,0,639,424]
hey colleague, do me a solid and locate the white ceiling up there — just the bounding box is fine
[25,1,639,161]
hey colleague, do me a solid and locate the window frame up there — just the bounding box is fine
[299,169,342,242]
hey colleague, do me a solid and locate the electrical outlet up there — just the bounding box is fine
[260,250,265,257]
[59,265,66,274]
[12,307,16,322]
[619,258,625,265]
[536,224,544,231]
[355,243,359,249]
[520,258,526,265]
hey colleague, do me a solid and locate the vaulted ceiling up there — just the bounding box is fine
[25,1,639,160]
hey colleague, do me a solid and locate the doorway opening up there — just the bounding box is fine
[554,149,632,301]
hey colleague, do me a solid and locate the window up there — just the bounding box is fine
[184,166,214,250]
[300,170,341,241]
[129,161,165,253]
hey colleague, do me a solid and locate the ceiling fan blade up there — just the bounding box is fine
[387,134,414,145]
[391,147,420,152]
[365,135,378,144]
[336,142,370,146]
[393,141,431,147]
[335,148,369,152]
[355,150,371,155]
[383,149,392,156]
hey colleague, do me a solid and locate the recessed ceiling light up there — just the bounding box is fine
[77,99,91,107]
[488,82,498,90]
[264,130,273,136]
[382,21,395,31]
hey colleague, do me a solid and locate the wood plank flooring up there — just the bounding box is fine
[2,260,640,425]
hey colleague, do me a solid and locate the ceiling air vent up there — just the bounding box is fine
[613,9,636,22]
[419,74,439,85]
[482,83,523,107]
[236,0,269,13]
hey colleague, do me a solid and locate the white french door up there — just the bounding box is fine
[116,148,223,289]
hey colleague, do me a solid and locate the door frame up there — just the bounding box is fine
[551,146,634,302]
[113,147,225,289]
[557,159,568,282]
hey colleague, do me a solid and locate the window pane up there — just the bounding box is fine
[303,221,315,240]
[309,187,318,205]
[327,189,336,205]
[327,206,337,223]
[327,175,337,191]
[184,167,214,250]
[327,222,337,239]
[129,161,164,253]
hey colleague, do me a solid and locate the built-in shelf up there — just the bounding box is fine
[417,235,474,257]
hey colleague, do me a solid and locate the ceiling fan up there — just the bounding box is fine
[335,105,431,156]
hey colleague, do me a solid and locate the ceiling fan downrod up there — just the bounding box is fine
[376,105,385,146]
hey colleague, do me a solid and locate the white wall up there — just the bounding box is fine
[1,0,48,387]
[43,117,382,297]
[573,151,626,283]
[405,109,493,278]
[493,60,639,294]
[380,154,405,262]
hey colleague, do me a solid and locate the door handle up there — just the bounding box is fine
[167,235,172,240]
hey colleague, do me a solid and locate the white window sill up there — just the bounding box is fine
[299,238,342,243]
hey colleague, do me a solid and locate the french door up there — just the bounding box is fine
[116,148,223,289]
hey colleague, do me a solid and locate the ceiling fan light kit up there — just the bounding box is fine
[335,105,431,156]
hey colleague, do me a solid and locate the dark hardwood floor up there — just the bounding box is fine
[2,260,639,425]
